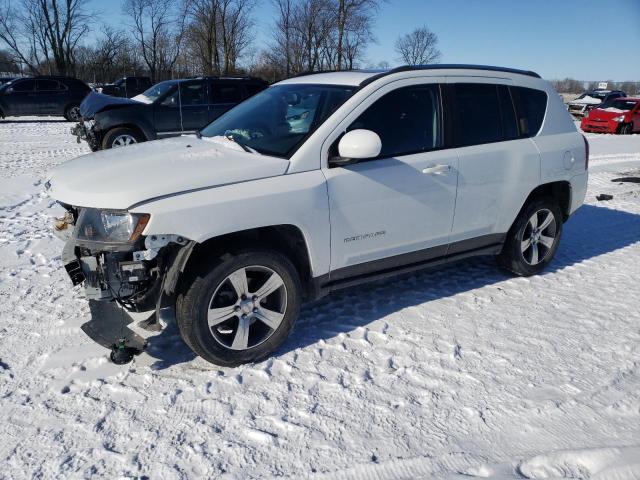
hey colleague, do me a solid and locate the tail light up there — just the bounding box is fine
[582,135,589,170]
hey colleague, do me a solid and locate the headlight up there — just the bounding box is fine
[75,208,149,245]
[612,115,625,122]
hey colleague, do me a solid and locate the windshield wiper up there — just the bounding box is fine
[224,133,257,154]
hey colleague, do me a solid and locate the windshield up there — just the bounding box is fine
[137,81,177,103]
[200,84,356,158]
[599,99,637,111]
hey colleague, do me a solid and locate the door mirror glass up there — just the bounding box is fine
[337,129,382,160]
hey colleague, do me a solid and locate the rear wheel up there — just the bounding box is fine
[498,198,563,276]
[176,250,302,366]
[64,104,81,122]
[102,127,142,149]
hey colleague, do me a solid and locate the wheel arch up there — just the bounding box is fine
[521,181,572,222]
[180,224,317,300]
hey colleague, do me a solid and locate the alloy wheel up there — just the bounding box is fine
[520,208,557,266]
[207,266,287,351]
[112,134,137,148]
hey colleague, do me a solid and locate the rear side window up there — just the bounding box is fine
[452,83,502,146]
[212,83,242,103]
[37,79,63,91]
[180,82,207,105]
[511,86,547,137]
[12,80,35,92]
[348,84,442,158]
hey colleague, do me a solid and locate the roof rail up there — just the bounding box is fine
[360,64,541,87]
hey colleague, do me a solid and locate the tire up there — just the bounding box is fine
[101,127,143,149]
[621,123,633,135]
[64,104,81,122]
[498,198,563,276]
[176,250,302,366]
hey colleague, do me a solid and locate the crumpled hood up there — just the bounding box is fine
[569,96,603,106]
[47,137,289,209]
[80,91,143,118]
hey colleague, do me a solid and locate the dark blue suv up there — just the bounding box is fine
[0,76,91,121]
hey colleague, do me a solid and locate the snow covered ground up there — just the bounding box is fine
[1,118,639,479]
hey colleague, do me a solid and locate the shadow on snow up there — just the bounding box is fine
[80,204,640,370]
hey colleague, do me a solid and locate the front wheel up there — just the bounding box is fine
[102,127,143,149]
[498,198,563,276]
[176,250,302,366]
[620,123,634,135]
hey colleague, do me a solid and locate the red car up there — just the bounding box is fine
[581,97,640,134]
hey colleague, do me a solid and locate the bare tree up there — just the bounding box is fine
[395,25,441,66]
[0,0,91,75]
[335,0,380,70]
[125,0,187,82]
[184,0,255,76]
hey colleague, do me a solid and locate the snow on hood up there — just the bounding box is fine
[570,95,603,105]
[131,93,152,104]
[46,136,289,210]
[601,107,628,113]
[79,92,143,119]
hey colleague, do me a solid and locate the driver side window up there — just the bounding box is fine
[348,84,442,159]
[161,88,179,107]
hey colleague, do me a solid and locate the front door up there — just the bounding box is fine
[4,79,37,115]
[324,82,459,277]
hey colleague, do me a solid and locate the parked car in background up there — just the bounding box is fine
[0,77,16,86]
[581,97,640,134]
[0,76,91,121]
[567,89,626,117]
[99,76,152,98]
[48,65,588,366]
[73,76,268,150]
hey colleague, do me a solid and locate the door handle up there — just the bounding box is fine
[422,164,451,175]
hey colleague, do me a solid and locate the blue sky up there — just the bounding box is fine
[93,0,640,81]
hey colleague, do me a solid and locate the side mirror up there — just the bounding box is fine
[329,129,382,167]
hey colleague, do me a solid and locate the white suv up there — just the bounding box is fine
[47,65,588,366]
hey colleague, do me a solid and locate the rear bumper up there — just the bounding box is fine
[569,171,588,216]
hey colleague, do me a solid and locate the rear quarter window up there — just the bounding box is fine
[511,86,547,137]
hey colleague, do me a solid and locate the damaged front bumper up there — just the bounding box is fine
[55,206,195,315]
[72,119,101,151]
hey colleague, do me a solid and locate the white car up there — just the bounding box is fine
[47,65,588,366]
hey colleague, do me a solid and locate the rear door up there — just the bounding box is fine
[447,79,540,248]
[179,80,210,132]
[153,86,182,135]
[209,81,242,122]
[36,79,66,114]
[4,79,37,115]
